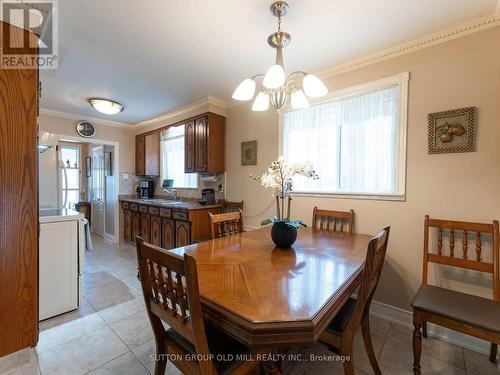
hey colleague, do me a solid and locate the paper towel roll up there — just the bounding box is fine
[200,175,217,183]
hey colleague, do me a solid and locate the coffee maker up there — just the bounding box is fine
[138,180,154,199]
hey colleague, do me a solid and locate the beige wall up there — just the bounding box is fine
[225,27,500,310]
[38,113,136,173]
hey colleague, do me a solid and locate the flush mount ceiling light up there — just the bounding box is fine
[232,1,328,112]
[88,98,124,115]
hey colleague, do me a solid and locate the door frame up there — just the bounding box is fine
[49,133,120,244]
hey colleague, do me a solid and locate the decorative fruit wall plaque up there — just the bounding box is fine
[428,107,475,154]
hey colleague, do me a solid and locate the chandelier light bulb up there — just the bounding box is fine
[263,64,286,89]
[232,78,256,101]
[303,74,328,98]
[291,89,309,109]
[252,92,270,111]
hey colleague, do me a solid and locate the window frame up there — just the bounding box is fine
[278,72,409,201]
[160,125,198,190]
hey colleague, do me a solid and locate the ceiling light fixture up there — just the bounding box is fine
[232,1,328,112]
[89,98,124,115]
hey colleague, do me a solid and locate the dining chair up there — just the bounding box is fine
[220,200,244,214]
[209,210,244,239]
[312,207,355,234]
[136,237,260,375]
[319,226,390,375]
[412,216,500,374]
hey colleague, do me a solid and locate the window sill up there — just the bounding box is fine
[291,192,406,202]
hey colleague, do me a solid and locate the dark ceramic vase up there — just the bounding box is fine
[271,222,297,249]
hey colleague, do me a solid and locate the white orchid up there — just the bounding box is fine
[251,156,319,223]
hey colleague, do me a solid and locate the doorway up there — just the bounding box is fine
[91,146,105,237]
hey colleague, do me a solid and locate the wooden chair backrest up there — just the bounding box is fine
[221,200,244,214]
[209,210,244,239]
[136,238,217,375]
[423,215,500,301]
[345,226,390,336]
[312,207,354,234]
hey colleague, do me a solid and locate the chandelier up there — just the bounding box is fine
[232,1,328,112]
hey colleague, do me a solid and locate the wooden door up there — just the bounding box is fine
[141,213,150,242]
[123,210,132,241]
[184,120,195,173]
[150,215,162,247]
[195,116,208,172]
[145,132,160,176]
[135,135,145,176]
[91,146,105,237]
[175,221,191,247]
[162,218,175,249]
[131,212,141,242]
[0,21,39,357]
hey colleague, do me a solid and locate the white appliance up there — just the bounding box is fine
[39,208,85,321]
[38,131,68,209]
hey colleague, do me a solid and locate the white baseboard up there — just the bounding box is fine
[369,300,491,356]
[103,232,117,244]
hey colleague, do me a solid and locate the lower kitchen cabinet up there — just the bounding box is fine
[140,213,150,242]
[162,218,175,249]
[150,215,162,247]
[131,211,141,242]
[123,209,131,242]
[175,220,191,247]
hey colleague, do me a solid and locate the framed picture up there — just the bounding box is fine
[86,157,92,177]
[241,140,257,166]
[104,152,112,176]
[428,107,475,154]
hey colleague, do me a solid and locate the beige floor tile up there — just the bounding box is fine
[95,291,146,324]
[379,337,465,375]
[37,326,128,375]
[131,339,182,375]
[464,349,500,375]
[37,303,107,353]
[0,348,39,375]
[87,352,149,375]
[110,310,154,349]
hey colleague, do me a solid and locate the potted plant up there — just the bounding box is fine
[251,156,319,248]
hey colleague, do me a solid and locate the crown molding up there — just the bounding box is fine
[317,13,500,79]
[134,95,227,129]
[39,108,133,129]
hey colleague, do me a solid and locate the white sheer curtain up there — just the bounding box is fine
[160,125,197,188]
[283,85,398,194]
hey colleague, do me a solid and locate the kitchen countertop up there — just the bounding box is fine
[39,208,85,223]
[118,195,222,211]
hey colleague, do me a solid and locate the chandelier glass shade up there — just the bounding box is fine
[232,1,328,112]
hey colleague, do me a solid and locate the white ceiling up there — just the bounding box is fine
[39,0,497,124]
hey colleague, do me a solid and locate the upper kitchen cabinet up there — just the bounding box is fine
[135,132,160,176]
[186,112,226,173]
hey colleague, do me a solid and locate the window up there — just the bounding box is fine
[281,72,408,199]
[60,145,80,208]
[160,125,197,189]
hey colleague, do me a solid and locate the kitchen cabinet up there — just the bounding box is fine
[161,218,175,249]
[135,132,160,176]
[131,211,141,242]
[185,120,195,173]
[140,212,151,242]
[195,116,208,172]
[123,209,132,242]
[150,215,162,247]
[175,220,191,247]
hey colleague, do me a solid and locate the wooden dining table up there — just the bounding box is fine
[169,226,373,352]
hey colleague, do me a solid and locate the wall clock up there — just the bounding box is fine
[76,121,96,138]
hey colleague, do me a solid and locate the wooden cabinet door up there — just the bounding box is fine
[162,218,175,249]
[175,221,191,247]
[140,213,150,242]
[195,116,208,172]
[145,132,160,176]
[135,135,145,176]
[150,215,162,247]
[131,212,141,242]
[123,210,132,241]
[185,120,195,173]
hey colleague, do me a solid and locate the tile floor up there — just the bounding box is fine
[0,236,499,375]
